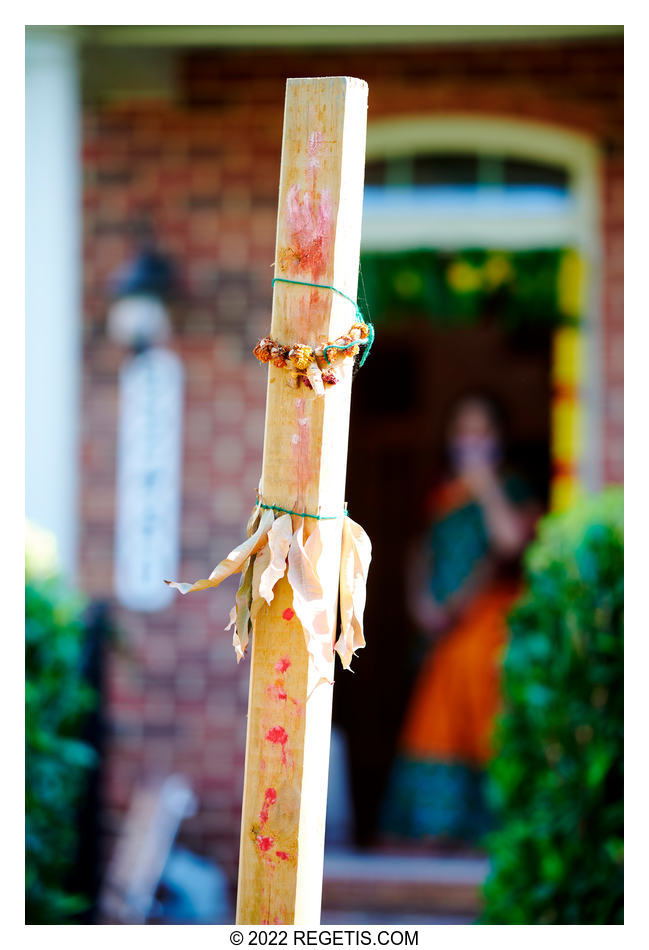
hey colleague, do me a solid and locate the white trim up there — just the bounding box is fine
[362,195,583,251]
[79,24,623,48]
[366,116,598,166]
[25,29,82,579]
[362,114,603,491]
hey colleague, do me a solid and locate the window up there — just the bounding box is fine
[365,153,570,191]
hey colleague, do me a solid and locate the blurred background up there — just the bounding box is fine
[25,24,623,925]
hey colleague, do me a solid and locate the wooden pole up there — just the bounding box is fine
[235,76,368,926]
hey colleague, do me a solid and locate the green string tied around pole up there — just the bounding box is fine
[271,276,375,367]
[257,497,349,520]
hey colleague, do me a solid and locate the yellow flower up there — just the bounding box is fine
[289,343,314,371]
[484,253,513,289]
[446,259,482,294]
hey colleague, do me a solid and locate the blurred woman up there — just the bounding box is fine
[380,393,539,847]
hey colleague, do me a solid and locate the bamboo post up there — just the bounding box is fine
[235,76,368,926]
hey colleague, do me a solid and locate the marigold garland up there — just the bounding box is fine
[253,321,370,390]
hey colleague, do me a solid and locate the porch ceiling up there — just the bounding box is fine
[76,24,622,49]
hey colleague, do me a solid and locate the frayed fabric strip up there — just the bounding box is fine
[165,502,371,681]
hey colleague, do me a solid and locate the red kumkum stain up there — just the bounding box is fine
[282,608,295,622]
[259,787,277,828]
[266,726,288,746]
[275,655,291,671]
[256,835,274,852]
[276,851,290,861]
[266,725,289,766]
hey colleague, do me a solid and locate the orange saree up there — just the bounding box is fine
[380,476,527,842]
[401,581,518,768]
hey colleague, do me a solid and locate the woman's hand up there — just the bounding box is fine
[459,462,499,501]
[463,465,531,557]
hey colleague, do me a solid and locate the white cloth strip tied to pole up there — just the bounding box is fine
[165,503,371,684]
[166,76,370,925]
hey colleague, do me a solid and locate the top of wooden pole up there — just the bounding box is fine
[262,76,368,518]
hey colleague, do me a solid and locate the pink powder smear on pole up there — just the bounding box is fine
[266,725,289,766]
[259,787,277,828]
[266,683,288,702]
[283,184,333,281]
[292,396,312,495]
[267,658,290,702]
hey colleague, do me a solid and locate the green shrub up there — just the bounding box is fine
[482,488,623,924]
[25,528,97,923]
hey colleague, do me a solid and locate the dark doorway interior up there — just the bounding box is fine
[334,314,552,846]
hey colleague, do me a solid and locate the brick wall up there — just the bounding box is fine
[79,37,623,892]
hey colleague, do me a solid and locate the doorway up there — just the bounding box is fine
[338,307,552,843]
